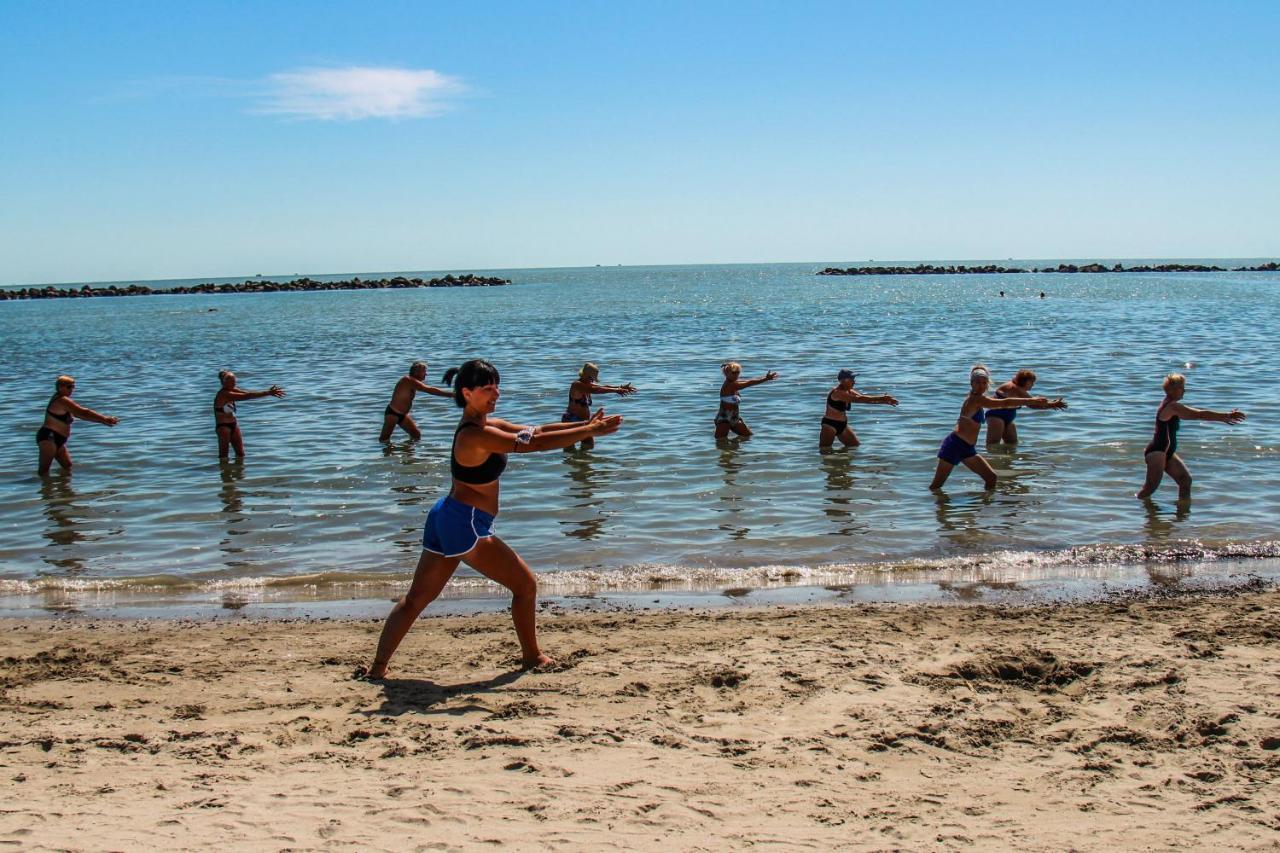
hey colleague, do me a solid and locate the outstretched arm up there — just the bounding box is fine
[62,398,119,426]
[980,394,1065,410]
[739,371,779,389]
[228,385,286,401]
[846,390,899,407]
[463,411,623,455]
[1168,402,1246,424]
[588,382,637,396]
[409,378,453,398]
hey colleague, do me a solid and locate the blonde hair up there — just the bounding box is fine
[55,374,75,389]
[1163,373,1186,394]
[721,361,741,377]
[579,362,599,381]
[1014,368,1037,387]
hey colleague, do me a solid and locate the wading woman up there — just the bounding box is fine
[365,359,624,677]
[380,360,452,443]
[1136,372,1245,501]
[715,362,778,439]
[819,368,899,448]
[562,362,636,449]
[985,368,1057,446]
[214,369,286,459]
[36,375,119,474]
[929,365,1065,490]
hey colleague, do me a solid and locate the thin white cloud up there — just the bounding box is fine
[257,66,464,121]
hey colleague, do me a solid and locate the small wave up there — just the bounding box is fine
[3,539,1279,600]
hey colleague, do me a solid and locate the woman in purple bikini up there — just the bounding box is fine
[928,364,1065,490]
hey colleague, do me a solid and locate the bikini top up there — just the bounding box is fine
[214,399,237,416]
[45,401,73,424]
[720,394,741,406]
[826,391,850,413]
[569,386,591,408]
[450,423,508,485]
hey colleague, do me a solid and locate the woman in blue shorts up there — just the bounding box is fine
[365,359,624,677]
[928,365,1065,490]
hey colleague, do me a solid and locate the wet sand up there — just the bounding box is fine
[2,586,1279,850]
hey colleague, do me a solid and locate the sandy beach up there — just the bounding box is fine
[2,586,1279,850]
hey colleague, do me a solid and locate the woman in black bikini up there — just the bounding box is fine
[36,375,118,474]
[1136,372,1245,501]
[214,369,286,459]
[365,359,624,678]
[562,362,635,450]
[819,369,898,448]
[715,362,778,439]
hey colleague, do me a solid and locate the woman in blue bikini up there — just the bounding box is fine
[1135,372,1245,501]
[984,369,1054,446]
[928,365,1065,490]
[366,359,624,677]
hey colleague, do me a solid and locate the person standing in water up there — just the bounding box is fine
[985,368,1061,446]
[715,362,779,439]
[929,364,1065,490]
[214,369,286,459]
[562,362,636,450]
[1136,372,1245,501]
[819,369,898,448]
[380,361,452,442]
[36,375,118,474]
[364,359,624,677]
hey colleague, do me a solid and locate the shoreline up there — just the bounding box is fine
[3,554,1277,620]
[3,585,1278,848]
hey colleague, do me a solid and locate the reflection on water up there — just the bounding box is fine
[715,440,749,539]
[218,460,246,515]
[819,449,869,536]
[1143,497,1191,542]
[936,579,1019,600]
[39,475,87,573]
[558,450,609,540]
[934,490,996,543]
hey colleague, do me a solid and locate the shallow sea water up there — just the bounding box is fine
[2,262,1278,608]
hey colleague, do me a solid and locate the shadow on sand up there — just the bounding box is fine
[360,668,535,717]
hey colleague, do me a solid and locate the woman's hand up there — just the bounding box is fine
[1048,397,1068,410]
[882,395,899,407]
[1224,409,1247,424]
[764,371,779,382]
[268,385,286,399]
[588,408,624,436]
[103,415,120,426]
[618,383,637,396]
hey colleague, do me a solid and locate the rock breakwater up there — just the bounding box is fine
[0,273,512,301]
[817,262,1280,276]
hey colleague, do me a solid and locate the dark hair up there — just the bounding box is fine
[442,359,500,408]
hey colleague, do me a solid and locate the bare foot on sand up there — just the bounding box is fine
[522,653,555,669]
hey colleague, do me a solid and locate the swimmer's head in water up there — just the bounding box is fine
[580,362,599,381]
[1014,368,1037,388]
[970,364,991,390]
[837,368,856,386]
[218,369,235,388]
[1163,372,1186,398]
[721,362,741,378]
[443,359,501,409]
[410,361,427,379]
[55,375,75,392]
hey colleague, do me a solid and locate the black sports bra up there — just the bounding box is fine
[450,423,508,485]
[46,400,73,424]
[826,392,850,413]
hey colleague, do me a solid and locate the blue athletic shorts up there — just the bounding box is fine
[422,495,495,557]
[937,432,978,465]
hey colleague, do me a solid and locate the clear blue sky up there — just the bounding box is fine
[2,0,1277,284]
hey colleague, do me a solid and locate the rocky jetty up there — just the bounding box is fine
[0,273,512,301]
[817,261,1279,276]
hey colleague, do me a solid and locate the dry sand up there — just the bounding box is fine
[2,587,1279,850]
